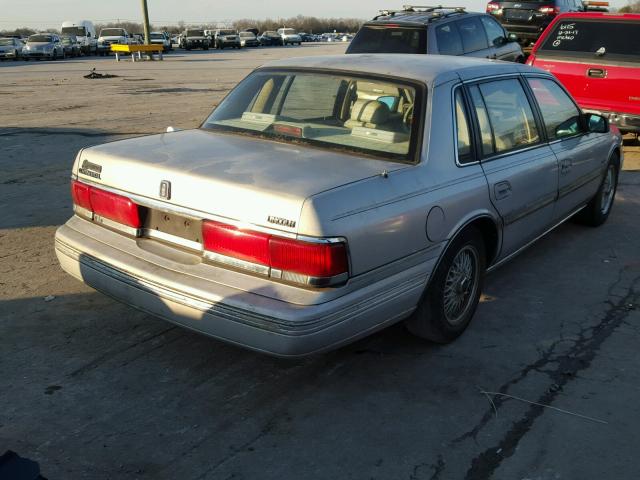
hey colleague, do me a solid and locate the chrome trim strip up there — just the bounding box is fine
[487,203,587,273]
[73,205,93,220]
[92,214,141,237]
[203,251,271,276]
[143,228,203,252]
[295,234,346,244]
[558,169,603,199]
[502,192,557,226]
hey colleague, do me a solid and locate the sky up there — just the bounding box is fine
[0,0,630,30]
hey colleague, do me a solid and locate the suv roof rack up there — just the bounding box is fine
[373,5,467,20]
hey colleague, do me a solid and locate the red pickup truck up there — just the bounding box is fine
[527,12,640,135]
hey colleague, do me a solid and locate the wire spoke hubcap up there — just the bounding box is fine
[443,246,479,325]
[600,165,615,214]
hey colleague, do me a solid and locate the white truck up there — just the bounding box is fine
[97,28,131,55]
[61,20,97,55]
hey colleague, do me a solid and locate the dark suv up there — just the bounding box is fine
[486,0,584,45]
[346,5,524,62]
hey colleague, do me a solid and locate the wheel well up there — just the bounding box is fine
[466,217,499,266]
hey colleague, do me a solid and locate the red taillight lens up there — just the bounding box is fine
[71,180,91,210]
[90,187,141,228]
[538,5,559,13]
[269,237,348,278]
[202,220,349,280]
[486,2,500,12]
[71,179,141,228]
[202,221,271,265]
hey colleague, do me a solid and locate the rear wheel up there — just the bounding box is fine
[575,155,619,227]
[406,228,486,343]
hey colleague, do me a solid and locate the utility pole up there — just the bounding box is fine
[141,0,151,44]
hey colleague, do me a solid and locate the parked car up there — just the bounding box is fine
[258,31,282,46]
[347,6,524,62]
[277,28,302,45]
[60,35,82,57]
[22,33,65,60]
[61,20,97,55]
[239,31,260,47]
[97,28,130,55]
[0,37,23,60]
[55,54,622,357]
[527,12,640,134]
[130,33,145,45]
[486,0,584,45]
[149,32,172,52]
[214,29,241,49]
[180,29,210,50]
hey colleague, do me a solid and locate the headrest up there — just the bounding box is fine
[350,99,390,125]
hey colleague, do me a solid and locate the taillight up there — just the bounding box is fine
[538,5,560,14]
[269,237,348,278]
[486,2,500,12]
[202,221,271,265]
[90,187,141,228]
[71,179,141,229]
[202,219,349,282]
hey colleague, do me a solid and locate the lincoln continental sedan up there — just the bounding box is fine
[55,54,623,357]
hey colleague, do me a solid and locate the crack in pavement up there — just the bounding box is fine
[458,268,639,479]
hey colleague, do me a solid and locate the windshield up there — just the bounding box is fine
[540,19,640,60]
[61,26,86,36]
[281,29,296,34]
[0,39,13,46]
[101,29,125,37]
[203,70,422,162]
[186,30,204,36]
[150,33,164,39]
[61,37,73,45]
[347,25,427,54]
[219,30,236,35]
[28,35,53,43]
[264,31,277,36]
[240,32,254,38]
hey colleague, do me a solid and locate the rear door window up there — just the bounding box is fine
[457,17,489,53]
[476,79,540,154]
[347,26,427,54]
[527,78,582,140]
[436,23,463,55]
[539,19,640,61]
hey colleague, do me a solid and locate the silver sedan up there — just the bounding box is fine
[55,55,622,356]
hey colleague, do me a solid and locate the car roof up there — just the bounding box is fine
[262,54,547,86]
[366,8,483,26]
[554,11,640,20]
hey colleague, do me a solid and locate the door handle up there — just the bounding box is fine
[486,54,497,59]
[587,68,606,78]
[560,158,573,174]
[494,181,512,200]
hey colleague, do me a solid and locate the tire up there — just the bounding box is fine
[575,154,619,227]
[52,51,57,60]
[406,227,486,343]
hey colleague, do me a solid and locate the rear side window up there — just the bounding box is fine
[347,26,427,54]
[436,23,463,55]
[540,19,640,61]
[457,17,489,53]
[476,79,540,154]
[527,78,582,140]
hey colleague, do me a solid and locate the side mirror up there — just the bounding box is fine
[507,33,519,43]
[584,113,609,133]
[166,126,181,133]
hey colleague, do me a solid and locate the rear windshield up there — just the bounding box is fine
[347,25,427,54]
[101,29,125,37]
[240,32,254,37]
[186,30,204,36]
[281,29,296,34]
[28,35,52,42]
[150,33,164,39]
[61,26,86,36]
[540,19,640,60]
[0,39,13,46]
[202,70,423,163]
[219,30,236,35]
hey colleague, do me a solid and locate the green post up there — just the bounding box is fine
[141,0,151,44]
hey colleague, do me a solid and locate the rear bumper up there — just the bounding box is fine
[55,217,428,357]
[583,109,640,134]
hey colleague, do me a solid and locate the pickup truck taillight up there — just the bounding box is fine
[486,2,501,12]
[71,179,141,228]
[202,220,349,281]
[538,5,560,14]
